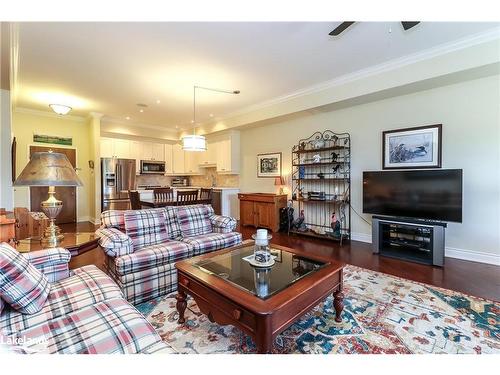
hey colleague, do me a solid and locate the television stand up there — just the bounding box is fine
[372,216,446,266]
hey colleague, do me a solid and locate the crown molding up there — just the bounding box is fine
[14,107,87,122]
[202,26,500,127]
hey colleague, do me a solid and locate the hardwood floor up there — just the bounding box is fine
[62,221,500,301]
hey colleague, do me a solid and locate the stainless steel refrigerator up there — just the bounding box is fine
[101,158,136,211]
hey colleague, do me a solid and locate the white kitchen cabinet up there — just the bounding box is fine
[129,141,143,174]
[151,143,164,161]
[100,138,131,159]
[141,142,153,160]
[164,143,173,174]
[198,139,217,166]
[141,142,165,161]
[113,139,131,158]
[184,151,202,175]
[214,131,240,174]
[171,143,186,175]
[100,138,114,158]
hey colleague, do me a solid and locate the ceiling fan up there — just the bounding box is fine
[329,22,420,36]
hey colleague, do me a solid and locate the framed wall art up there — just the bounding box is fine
[382,124,442,169]
[257,152,282,178]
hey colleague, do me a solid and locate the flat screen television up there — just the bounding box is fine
[363,169,463,222]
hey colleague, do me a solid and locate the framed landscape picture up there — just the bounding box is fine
[382,124,442,169]
[257,152,282,178]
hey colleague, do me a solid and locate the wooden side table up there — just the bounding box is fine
[13,232,103,271]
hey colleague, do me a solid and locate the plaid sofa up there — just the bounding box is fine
[97,204,242,305]
[0,244,174,354]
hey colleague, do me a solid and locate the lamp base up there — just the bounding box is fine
[40,186,64,247]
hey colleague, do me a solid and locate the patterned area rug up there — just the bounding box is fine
[136,265,500,354]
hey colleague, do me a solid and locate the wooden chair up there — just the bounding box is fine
[153,187,173,201]
[129,191,142,210]
[176,190,199,206]
[198,188,213,204]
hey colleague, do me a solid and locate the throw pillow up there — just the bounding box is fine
[124,209,169,249]
[177,205,213,237]
[0,243,50,314]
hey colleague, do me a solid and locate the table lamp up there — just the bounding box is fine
[274,176,285,195]
[13,151,83,246]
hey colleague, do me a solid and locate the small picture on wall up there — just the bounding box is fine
[257,152,282,178]
[383,124,442,169]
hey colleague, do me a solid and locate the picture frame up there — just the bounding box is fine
[382,124,442,170]
[257,152,282,178]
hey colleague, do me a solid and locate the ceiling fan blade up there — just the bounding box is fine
[401,21,420,31]
[329,22,355,36]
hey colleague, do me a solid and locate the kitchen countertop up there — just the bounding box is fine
[136,186,239,192]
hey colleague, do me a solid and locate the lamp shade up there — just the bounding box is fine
[182,134,207,152]
[274,176,285,186]
[13,152,83,187]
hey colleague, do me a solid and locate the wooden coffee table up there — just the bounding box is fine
[175,241,344,353]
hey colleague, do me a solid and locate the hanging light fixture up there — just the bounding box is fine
[182,85,240,152]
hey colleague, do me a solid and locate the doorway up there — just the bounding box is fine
[29,146,77,224]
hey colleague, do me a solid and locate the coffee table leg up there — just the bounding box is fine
[176,290,187,324]
[333,289,344,323]
[256,335,273,354]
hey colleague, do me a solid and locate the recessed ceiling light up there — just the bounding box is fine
[175,125,179,129]
[190,120,194,123]
[126,116,130,120]
[156,99,161,104]
[209,113,214,117]
[139,109,144,113]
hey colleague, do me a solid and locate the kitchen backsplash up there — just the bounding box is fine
[136,174,173,187]
[136,168,239,188]
[189,167,239,187]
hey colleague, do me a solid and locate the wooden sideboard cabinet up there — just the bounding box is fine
[238,193,287,232]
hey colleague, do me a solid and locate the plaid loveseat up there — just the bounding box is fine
[97,204,242,305]
[0,243,173,354]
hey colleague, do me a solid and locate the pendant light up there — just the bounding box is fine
[182,85,240,152]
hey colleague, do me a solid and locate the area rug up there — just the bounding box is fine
[136,265,500,354]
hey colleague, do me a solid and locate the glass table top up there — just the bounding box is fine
[193,244,328,299]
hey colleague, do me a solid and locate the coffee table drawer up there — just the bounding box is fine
[178,272,256,333]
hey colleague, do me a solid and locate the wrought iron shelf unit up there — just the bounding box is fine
[290,130,351,244]
[292,145,348,154]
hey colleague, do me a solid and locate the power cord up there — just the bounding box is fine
[350,203,372,226]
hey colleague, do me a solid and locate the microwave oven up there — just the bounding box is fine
[140,160,166,174]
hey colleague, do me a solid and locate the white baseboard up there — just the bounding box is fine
[351,232,372,243]
[77,216,98,225]
[445,247,500,266]
[350,232,500,266]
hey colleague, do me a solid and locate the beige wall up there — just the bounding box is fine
[240,75,500,263]
[12,110,94,221]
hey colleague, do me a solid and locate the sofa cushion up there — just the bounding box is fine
[0,243,50,314]
[0,265,122,333]
[113,240,192,276]
[177,205,213,237]
[181,232,243,255]
[22,248,71,282]
[1,298,166,354]
[163,206,183,240]
[124,209,169,250]
[100,210,126,231]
